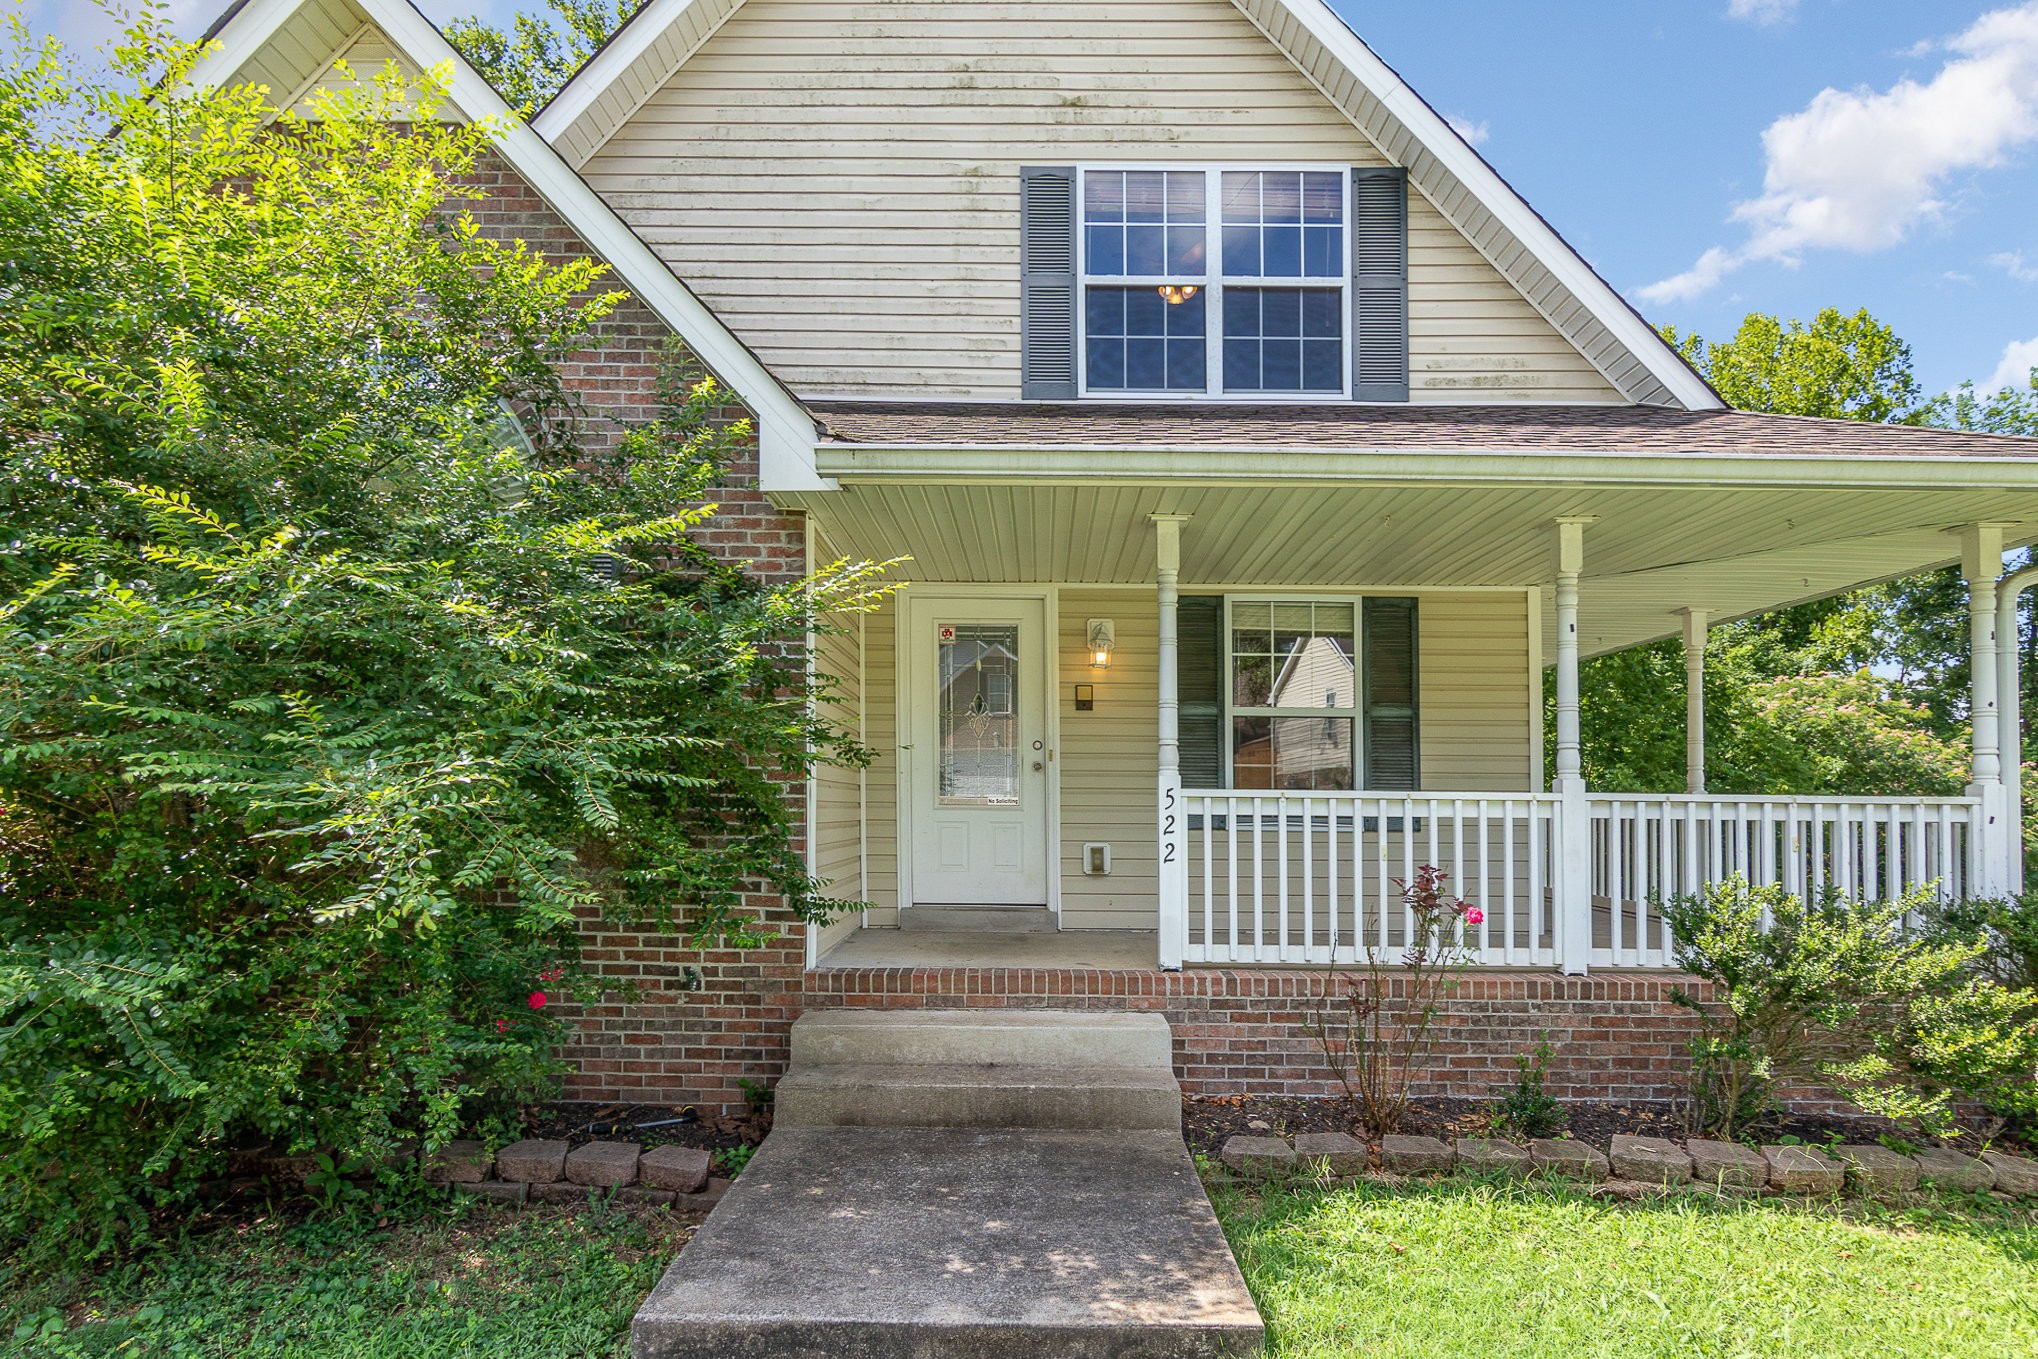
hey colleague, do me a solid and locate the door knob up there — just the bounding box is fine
[1033,760,1044,772]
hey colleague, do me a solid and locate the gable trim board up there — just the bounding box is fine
[535,0,751,169]
[184,0,830,490]
[534,0,1718,412]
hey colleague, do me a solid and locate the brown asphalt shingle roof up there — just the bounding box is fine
[807,402,2038,459]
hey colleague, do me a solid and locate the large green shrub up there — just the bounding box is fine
[1665,880,2038,1139]
[0,21,884,1258]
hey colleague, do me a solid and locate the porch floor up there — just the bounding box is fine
[817,927,1161,970]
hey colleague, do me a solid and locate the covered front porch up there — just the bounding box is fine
[789,405,2038,976]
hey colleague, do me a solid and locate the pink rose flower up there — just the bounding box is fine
[1463,906,1486,925]
[529,991,547,1009]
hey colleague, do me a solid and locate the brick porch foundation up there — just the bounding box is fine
[561,937,1715,1110]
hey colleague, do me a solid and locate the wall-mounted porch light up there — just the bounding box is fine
[1087,618,1116,670]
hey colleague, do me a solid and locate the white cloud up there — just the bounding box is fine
[1641,3,2038,306]
[1992,249,2038,280]
[1445,114,1490,147]
[1988,336,2038,390]
[1728,0,1801,25]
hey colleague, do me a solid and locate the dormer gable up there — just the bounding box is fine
[540,0,1717,410]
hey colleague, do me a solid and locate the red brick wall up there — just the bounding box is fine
[449,153,815,1111]
[806,967,1712,1104]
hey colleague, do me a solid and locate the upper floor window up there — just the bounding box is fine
[1078,166,1349,398]
[1018,162,1406,404]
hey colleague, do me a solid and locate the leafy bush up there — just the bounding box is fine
[1664,880,2038,1139]
[0,22,885,1260]
[1925,893,2038,993]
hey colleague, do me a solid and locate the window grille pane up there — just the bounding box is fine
[1221,288,1343,393]
[1083,169,1204,278]
[1232,716,1354,791]
[1084,286,1206,392]
[1221,170,1343,279]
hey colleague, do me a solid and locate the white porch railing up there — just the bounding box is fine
[1175,790,1981,970]
[1584,795,1977,969]
[1181,793,1560,966]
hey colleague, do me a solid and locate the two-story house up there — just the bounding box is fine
[191,0,2038,1113]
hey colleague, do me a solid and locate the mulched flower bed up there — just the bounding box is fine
[524,1101,771,1158]
[1178,1093,2019,1162]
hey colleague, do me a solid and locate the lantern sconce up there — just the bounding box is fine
[1087,618,1115,670]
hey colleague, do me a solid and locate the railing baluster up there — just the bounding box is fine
[1608,799,1625,964]
[1190,798,1206,957]
[1300,795,1314,964]
[1239,798,1255,965]
[1403,797,1418,950]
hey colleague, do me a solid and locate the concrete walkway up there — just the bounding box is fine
[631,1009,1265,1358]
[632,1126,1264,1359]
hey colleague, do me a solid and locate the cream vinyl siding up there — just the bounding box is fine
[580,0,1620,402]
[285,29,432,117]
[232,5,444,122]
[1409,202,1618,403]
[1057,591,1159,930]
[810,586,867,957]
[232,0,366,104]
[861,593,900,925]
[1418,592,1534,791]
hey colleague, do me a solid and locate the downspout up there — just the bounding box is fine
[1995,563,2038,896]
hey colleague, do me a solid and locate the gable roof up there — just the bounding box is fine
[183,0,830,489]
[533,0,1723,413]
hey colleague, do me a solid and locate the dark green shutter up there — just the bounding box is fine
[1020,166,1079,399]
[1351,167,1409,402]
[1363,598,1419,789]
[1178,595,1224,788]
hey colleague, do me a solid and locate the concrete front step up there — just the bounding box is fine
[789,1008,1173,1071]
[774,1062,1182,1132]
[899,905,1057,933]
[632,1127,1264,1359]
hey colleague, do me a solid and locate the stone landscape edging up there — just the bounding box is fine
[1218,1130,2037,1201]
[421,1137,734,1210]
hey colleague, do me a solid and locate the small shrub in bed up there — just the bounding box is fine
[1664,879,2038,1141]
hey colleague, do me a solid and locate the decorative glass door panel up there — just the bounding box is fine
[938,624,1022,806]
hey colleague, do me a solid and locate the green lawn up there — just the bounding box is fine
[12,1176,2034,1359]
[1211,1173,2038,1359]
[2,1200,688,1359]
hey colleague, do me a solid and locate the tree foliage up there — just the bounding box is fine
[1665,308,1921,423]
[445,0,643,112]
[0,18,884,1258]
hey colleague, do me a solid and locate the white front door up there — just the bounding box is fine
[907,594,1050,906]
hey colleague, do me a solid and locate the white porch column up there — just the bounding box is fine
[1996,563,2038,895]
[1679,608,1709,795]
[1154,513,1191,969]
[1553,517,1594,974]
[1965,523,2011,898]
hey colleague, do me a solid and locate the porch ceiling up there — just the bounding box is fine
[778,480,2038,658]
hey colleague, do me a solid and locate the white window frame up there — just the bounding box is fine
[1222,594,1363,790]
[1075,163,1354,402]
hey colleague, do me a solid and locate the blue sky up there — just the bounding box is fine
[24,0,2038,399]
